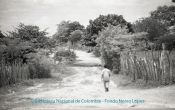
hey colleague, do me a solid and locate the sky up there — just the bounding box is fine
[0,0,174,36]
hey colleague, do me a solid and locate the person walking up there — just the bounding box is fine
[101,65,112,92]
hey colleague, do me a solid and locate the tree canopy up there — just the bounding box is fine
[151,5,175,26]
[69,30,83,43]
[8,23,49,49]
[133,17,168,41]
[84,14,133,46]
[54,21,84,42]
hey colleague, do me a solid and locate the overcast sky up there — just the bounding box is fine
[0,0,174,35]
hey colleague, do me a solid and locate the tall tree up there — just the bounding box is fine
[8,23,49,49]
[133,17,168,41]
[68,30,84,49]
[54,21,84,43]
[84,14,133,46]
[151,5,175,26]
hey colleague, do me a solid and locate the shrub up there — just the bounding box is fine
[27,51,52,78]
[96,25,130,73]
[93,46,101,57]
[133,17,168,41]
[157,33,175,51]
[54,49,76,63]
[28,62,51,78]
[0,38,35,64]
[0,60,29,87]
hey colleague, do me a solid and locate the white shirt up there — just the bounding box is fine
[101,68,111,81]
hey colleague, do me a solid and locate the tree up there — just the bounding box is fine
[0,31,5,45]
[157,33,175,51]
[54,21,84,43]
[0,23,51,63]
[157,26,175,51]
[96,25,149,72]
[151,5,175,26]
[133,17,168,41]
[69,30,83,45]
[84,14,133,46]
[8,23,49,49]
[96,25,131,71]
[0,31,5,39]
[97,25,131,53]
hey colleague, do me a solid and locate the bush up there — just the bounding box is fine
[28,62,51,78]
[93,47,101,57]
[96,25,130,73]
[0,38,35,64]
[0,54,52,87]
[27,51,52,78]
[0,60,30,87]
[0,24,54,87]
[133,17,168,41]
[157,33,175,50]
[54,49,76,63]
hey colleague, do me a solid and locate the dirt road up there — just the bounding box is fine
[0,50,175,109]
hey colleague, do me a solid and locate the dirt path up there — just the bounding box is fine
[1,50,175,109]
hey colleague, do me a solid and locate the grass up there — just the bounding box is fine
[0,50,52,87]
[111,73,165,89]
[0,47,78,87]
[0,60,30,87]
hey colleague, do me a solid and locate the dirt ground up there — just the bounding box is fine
[0,50,175,109]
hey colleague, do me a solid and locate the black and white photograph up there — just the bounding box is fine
[0,0,175,109]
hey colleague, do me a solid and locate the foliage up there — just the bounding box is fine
[45,38,57,50]
[0,60,30,87]
[96,25,151,73]
[151,5,175,26]
[0,24,54,64]
[97,25,131,52]
[68,30,84,49]
[0,38,34,64]
[54,21,84,43]
[27,51,52,78]
[84,14,133,46]
[69,30,83,43]
[54,49,76,63]
[0,31,5,39]
[28,63,51,78]
[0,24,54,87]
[96,25,131,72]
[8,23,49,49]
[133,17,168,41]
[93,46,101,57]
[133,5,175,50]
[157,33,175,51]
[0,55,51,87]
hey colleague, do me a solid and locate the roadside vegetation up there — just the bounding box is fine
[0,23,77,87]
[83,5,175,85]
[0,5,175,87]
